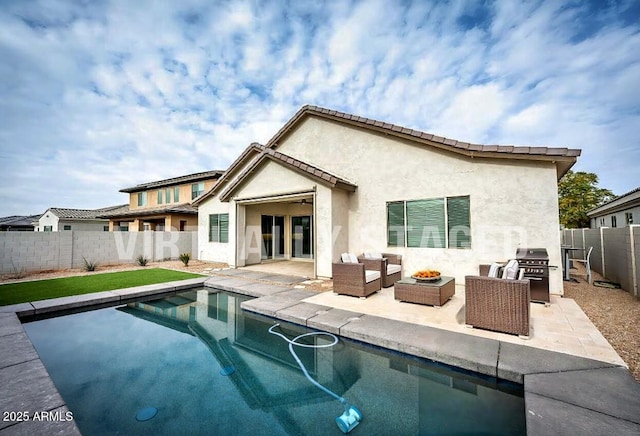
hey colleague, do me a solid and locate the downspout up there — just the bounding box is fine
[313,186,318,279]
[234,199,238,269]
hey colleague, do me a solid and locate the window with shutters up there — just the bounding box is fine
[386,196,470,249]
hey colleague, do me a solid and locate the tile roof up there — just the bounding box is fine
[266,105,582,163]
[120,170,225,193]
[44,205,129,220]
[0,215,40,227]
[194,104,582,205]
[96,203,197,219]
[217,143,357,202]
[587,185,640,217]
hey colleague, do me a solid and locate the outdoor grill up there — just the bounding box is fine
[515,247,550,303]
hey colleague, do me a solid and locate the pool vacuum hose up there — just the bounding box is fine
[268,324,362,433]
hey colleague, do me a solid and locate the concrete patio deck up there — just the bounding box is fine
[304,284,626,367]
[0,270,638,435]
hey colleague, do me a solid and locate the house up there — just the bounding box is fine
[99,170,224,231]
[0,215,40,231]
[35,205,128,232]
[194,105,580,294]
[588,186,640,229]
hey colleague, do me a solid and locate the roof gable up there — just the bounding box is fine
[266,105,580,178]
[217,144,356,202]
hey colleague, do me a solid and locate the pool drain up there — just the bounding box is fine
[135,407,158,422]
[220,366,235,376]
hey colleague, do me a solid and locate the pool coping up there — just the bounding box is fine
[1,275,638,435]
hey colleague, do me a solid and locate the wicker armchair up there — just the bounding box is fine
[465,264,530,338]
[332,254,381,298]
[358,253,403,288]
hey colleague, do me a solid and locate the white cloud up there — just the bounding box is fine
[0,0,639,215]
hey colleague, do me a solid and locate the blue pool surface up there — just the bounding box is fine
[23,289,526,435]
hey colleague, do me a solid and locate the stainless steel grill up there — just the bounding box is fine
[515,248,550,303]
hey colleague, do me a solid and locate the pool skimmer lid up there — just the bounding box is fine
[136,406,158,422]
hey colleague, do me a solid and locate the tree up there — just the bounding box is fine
[558,170,615,228]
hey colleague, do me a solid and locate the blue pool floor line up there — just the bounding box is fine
[268,323,362,434]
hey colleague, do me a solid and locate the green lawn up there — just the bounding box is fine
[0,268,204,306]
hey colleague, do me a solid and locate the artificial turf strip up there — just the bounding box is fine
[0,268,205,306]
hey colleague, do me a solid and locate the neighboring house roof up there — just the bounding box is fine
[266,105,580,177]
[41,205,129,220]
[97,203,197,219]
[120,170,225,193]
[0,215,40,227]
[214,143,357,202]
[587,186,640,217]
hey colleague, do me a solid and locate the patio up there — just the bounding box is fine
[231,261,625,367]
[241,260,314,278]
[304,284,625,367]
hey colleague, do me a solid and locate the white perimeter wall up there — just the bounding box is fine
[0,231,197,273]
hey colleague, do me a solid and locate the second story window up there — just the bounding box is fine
[174,187,180,202]
[626,212,633,225]
[138,192,147,207]
[611,216,617,228]
[157,190,163,205]
[165,188,171,204]
[192,182,204,200]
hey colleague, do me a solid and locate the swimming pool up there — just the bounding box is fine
[23,288,526,435]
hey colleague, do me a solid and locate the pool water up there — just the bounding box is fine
[23,289,526,435]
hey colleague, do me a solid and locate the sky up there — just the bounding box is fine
[1,0,639,217]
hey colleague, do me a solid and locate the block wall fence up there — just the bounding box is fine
[562,226,640,299]
[0,231,198,274]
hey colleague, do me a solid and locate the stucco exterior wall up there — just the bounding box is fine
[128,179,218,210]
[35,212,59,231]
[331,189,350,269]
[590,205,640,229]
[59,220,109,232]
[275,117,564,293]
[197,196,233,265]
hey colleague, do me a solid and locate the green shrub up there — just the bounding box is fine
[82,257,98,271]
[179,253,191,266]
[136,255,149,266]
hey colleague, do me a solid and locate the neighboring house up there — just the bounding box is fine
[0,215,40,231]
[194,105,580,294]
[99,170,224,231]
[588,186,640,229]
[35,205,129,232]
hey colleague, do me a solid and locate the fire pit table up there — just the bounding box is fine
[394,276,455,307]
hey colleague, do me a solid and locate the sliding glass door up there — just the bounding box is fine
[261,215,285,260]
[291,215,313,259]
